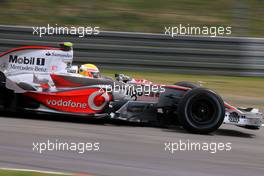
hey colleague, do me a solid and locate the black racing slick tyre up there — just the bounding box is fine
[178,88,225,134]
[174,82,200,89]
[0,72,6,107]
[0,71,6,86]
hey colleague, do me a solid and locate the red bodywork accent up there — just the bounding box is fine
[94,94,106,106]
[224,102,238,111]
[40,83,50,89]
[0,46,62,57]
[164,85,191,91]
[51,74,82,88]
[25,88,112,114]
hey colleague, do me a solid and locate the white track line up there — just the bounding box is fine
[262,124,264,127]
[0,167,71,175]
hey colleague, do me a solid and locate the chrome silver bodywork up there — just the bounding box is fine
[224,107,262,128]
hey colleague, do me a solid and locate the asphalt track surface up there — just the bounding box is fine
[0,113,263,176]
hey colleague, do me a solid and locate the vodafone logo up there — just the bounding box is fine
[47,99,87,109]
[88,91,110,111]
[45,90,110,112]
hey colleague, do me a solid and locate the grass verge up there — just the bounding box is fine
[0,169,70,176]
[0,0,263,36]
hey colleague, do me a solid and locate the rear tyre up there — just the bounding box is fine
[0,71,17,111]
[178,88,225,134]
[0,71,6,86]
[174,82,200,89]
[0,72,6,108]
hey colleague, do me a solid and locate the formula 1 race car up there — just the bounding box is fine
[0,42,262,133]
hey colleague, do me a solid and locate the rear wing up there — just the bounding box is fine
[0,42,73,75]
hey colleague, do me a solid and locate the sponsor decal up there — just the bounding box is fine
[47,99,87,109]
[228,112,240,123]
[9,64,47,72]
[51,52,72,58]
[9,55,46,66]
[45,91,110,111]
[51,65,57,71]
[88,91,110,111]
[8,55,47,72]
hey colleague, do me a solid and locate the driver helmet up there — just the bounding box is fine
[79,64,101,78]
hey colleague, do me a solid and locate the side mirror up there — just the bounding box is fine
[115,73,131,83]
[68,65,79,74]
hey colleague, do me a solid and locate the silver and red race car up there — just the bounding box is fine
[0,42,262,133]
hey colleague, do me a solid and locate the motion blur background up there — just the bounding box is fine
[0,0,263,112]
[0,0,263,36]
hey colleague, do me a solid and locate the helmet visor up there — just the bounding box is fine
[91,71,100,78]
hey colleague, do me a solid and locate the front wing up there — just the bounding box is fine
[224,107,262,129]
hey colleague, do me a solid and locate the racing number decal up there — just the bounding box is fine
[88,91,110,111]
[229,116,239,123]
[228,112,240,123]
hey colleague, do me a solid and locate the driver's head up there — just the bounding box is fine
[79,64,101,78]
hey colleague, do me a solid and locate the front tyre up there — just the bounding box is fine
[178,88,225,134]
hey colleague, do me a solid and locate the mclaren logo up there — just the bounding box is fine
[9,55,46,66]
[88,91,110,111]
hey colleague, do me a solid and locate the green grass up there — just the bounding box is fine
[0,0,263,36]
[0,169,69,176]
[102,70,264,111]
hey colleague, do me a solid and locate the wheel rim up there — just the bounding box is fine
[187,97,217,125]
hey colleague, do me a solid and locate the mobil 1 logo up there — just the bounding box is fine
[8,55,47,72]
[9,55,45,66]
